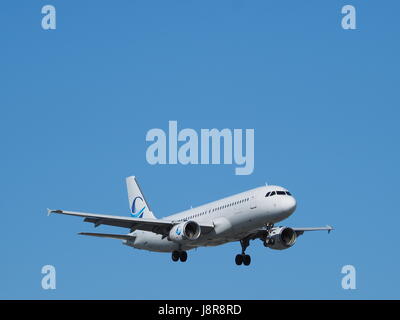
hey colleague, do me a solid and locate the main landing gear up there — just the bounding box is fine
[172,250,187,262]
[235,238,251,266]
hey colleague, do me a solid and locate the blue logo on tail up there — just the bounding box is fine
[131,196,146,218]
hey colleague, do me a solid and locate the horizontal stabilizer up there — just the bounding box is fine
[78,232,136,241]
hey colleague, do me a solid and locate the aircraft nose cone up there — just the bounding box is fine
[285,196,297,215]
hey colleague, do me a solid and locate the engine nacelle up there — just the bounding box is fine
[264,227,297,250]
[169,221,201,242]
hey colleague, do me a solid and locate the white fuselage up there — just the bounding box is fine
[124,185,297,252]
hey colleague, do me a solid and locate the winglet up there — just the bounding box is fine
[47,209,63,216]
[327,225,334,234]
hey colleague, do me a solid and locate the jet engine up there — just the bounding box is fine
[169,221,201,242]
[264,227,297,250]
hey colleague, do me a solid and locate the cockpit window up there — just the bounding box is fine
[266,190,292,197]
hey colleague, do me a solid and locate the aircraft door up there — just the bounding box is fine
[250,194,257,209]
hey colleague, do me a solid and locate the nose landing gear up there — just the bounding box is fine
[263,238,275,247]
[263,223,275,247]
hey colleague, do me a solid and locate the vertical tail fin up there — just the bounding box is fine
[126,176,156,219]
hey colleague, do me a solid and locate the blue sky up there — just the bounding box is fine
[1,1,399,299]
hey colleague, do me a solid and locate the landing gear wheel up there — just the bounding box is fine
[235,238,252,266]
[243,254,251,266]
[179,251,188,262]
[264,238,275,247]
[235,254,243,265]
[172,251,180,262]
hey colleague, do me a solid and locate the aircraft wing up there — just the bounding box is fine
[78,232,136,240]
[249,225,333,240]
[48,209,214,236]
[292,225,334,236]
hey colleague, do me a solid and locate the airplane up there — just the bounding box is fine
[48,176,333,266]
